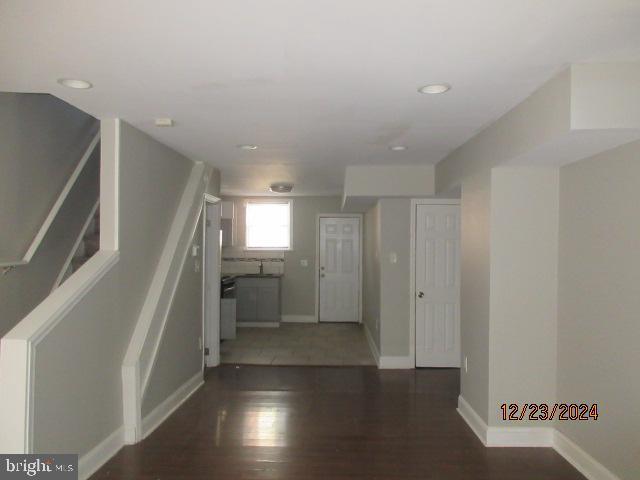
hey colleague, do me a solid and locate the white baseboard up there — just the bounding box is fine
[457,395,552,447]
[363,324,380,366]
[281,315,317,323]
[78,426,124,480]
[457,395,618,479]
[553,430,621,480]
[378,355,413,369]
[457,395,489,445]
[237,322,279,328]
[142,371,203,439]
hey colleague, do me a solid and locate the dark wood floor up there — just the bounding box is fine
[92,365,584,479]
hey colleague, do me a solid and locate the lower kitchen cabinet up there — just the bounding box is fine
[235,277,281,324]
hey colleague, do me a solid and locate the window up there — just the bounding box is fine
[245,201,292,250]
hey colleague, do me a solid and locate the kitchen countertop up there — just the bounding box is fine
[222,273,283,279]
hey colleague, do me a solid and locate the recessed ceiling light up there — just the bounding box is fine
[418,83,451,94]
[57,78,93,89]
[389,145,408,151]
[269,182,293,193]
[237,144,258,150]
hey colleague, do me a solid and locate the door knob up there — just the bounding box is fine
[417,291,424,298]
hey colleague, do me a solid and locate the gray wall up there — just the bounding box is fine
[435,70,571,424]
[362,203,380,352]
[223,196,343,316]
[557,140,640,480]
[143,215,204,416]
[378,199,412,357]
[0,93,96,260]
[0,148,99,337]
[32,121,194,455]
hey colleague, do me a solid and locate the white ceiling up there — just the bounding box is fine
[1,1,640,196]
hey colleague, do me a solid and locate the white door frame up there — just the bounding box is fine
[409,198,461,368]
[315,213,363,324]
[202,193,221,368]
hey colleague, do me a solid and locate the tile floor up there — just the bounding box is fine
[220,323,376,366]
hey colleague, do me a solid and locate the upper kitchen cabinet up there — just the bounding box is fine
[221,200,234,246]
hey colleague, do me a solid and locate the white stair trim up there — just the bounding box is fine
[0,251,119,452]
[78,426,124,480]
[0,130,100,268]
[142,371,204,440]
[52,199,100,291]
[122,162,209,443]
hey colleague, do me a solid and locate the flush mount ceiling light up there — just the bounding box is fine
[237,144,258,150]
[269,182,293,193]
[154,118,174,127]
[389,145,408,151]
[418,83,451,94]
[57,78,93,89]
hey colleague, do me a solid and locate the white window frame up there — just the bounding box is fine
[244,199,293,251]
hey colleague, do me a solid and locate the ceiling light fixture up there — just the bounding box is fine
[269,182,293,193]
[57,78,93,89]
[237,144,258,150]
[418,83,451,94]
[389,145,408,151]
[155,118,174,127]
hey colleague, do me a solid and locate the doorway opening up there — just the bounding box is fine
[203,194,221,368]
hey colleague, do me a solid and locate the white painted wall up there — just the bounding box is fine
[557,140,640,480]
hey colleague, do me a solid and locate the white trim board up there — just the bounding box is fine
[456,396,621,480]
[78,426,124,480]
[142,371,203,440]
[281,315,316,323]
[237,322,280,328]
[0,129,101,268]
[553,430,621,480]
[52,200,100,291]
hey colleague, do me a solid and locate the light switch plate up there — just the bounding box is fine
[300,259,308,267]
[389,252,398,264]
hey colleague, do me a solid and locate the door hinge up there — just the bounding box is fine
[204,347,210,356]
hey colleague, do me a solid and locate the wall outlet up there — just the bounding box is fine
[300,259,308,267]
[464,356,468,373]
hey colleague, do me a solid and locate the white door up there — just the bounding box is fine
[415,204,461,367]
[319,217,360,323]
[204,201,221,367]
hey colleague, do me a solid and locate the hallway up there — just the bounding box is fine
[91,366,583,479]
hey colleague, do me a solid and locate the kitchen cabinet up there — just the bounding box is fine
[235,276,281,324]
